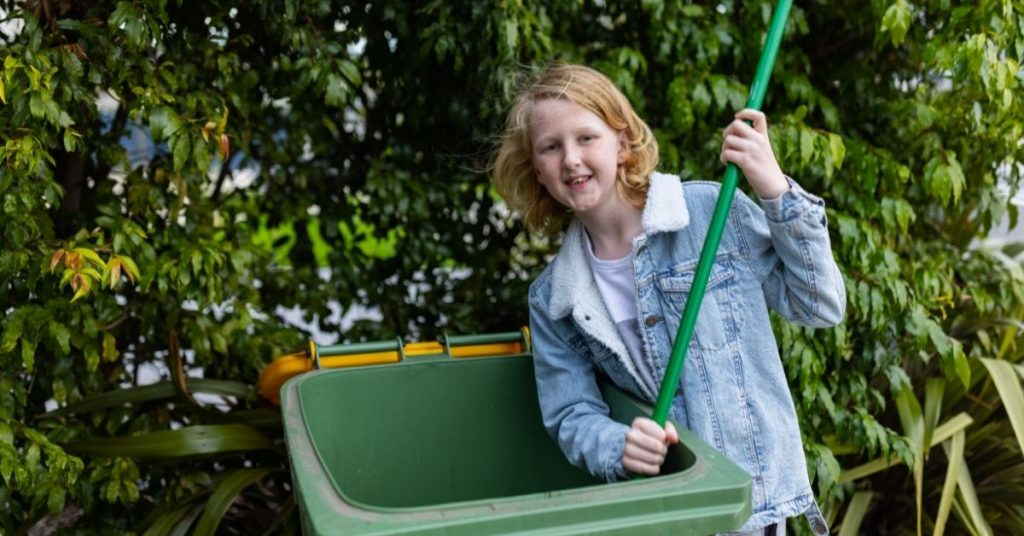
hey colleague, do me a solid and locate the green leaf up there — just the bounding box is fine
[0,421,12,445]
[710,76,730,110]
[944,153,966,204]
[680,5,704,17]
[63,129,78,152]
[502,19,518,58]
[950,340,970,388]
[193,468,273,536]
[48,322,71,354]
[21,338,36,370]
[171,134,192,172]
[65,424,274,459]
[667,77,694,130]
[882,0,912,47]
[144,501,205,536]
[828,133,846,169]
[190,250,203,276]
[800,127,814,165]
[691,81,712,116]
[44,99,62,125]
[85,345,99,373]
[47,485,67,514]
[0,315,22,353]
[192,132,211,174]
[143,503,193,536]
[923,153,965,207]
[0,446,13,483]
[29,94,45,118]
[43,379,255,417]
[53,379,68,404]
[922,378,945,460]
[148,106,180,141]
[324,73,348,108]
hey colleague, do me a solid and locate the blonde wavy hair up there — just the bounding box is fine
[491,63,659,233]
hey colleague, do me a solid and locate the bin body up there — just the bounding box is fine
[281,354,752,535]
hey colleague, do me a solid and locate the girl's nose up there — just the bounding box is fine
[562,146,581,169]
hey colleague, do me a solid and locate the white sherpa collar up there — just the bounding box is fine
[548,172,689,319]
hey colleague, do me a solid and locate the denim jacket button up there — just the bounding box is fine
[644,315,659,327]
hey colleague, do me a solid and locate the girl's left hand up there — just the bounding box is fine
[720,109,789,199]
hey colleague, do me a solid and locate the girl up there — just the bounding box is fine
[492,64,844,536]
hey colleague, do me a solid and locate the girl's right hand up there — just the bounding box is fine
[622,417,679,475]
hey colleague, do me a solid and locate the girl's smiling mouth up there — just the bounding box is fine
[565,175,592,189]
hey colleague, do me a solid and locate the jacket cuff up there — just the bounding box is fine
[605,424,631,482]
[758,176,827,223]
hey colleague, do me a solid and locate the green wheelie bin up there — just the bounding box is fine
[280,339,752,535]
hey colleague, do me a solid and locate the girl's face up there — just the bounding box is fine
[529,98,628,216]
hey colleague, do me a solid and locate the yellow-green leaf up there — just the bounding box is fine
[941,441,993,536]
[979,358,1024,455]
[80,267,103,282]
[102,333,118,361]
[934,430,965,536]
[72,247,105,268]
[108,258,122,288]
[895,383,925,536]
[838,491,874,536]
[839,412,972,484]
[922,378,945,461]
[118,255,141,283]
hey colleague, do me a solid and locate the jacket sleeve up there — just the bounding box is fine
[528,295,630,482]
[736,177,847,327]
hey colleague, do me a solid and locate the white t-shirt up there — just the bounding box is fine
[584,235,660,396]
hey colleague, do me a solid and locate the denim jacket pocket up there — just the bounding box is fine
[656,259,737,352]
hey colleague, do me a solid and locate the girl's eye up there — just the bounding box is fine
[579,135,594,143]
[542,143,558,153]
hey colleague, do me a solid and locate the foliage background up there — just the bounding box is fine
[1,0,1022,533]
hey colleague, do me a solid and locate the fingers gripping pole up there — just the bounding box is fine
[650,0,794,427]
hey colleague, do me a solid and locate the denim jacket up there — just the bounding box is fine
[528,172,845,534]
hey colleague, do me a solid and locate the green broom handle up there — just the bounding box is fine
[650,0,793,427]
